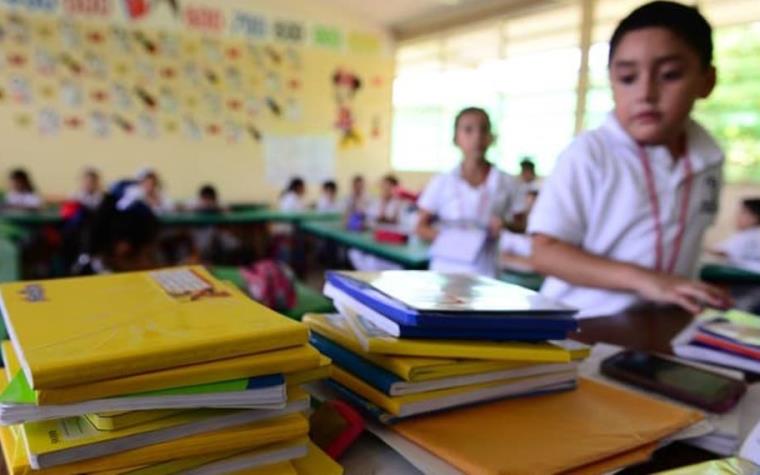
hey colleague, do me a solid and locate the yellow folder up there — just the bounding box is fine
[393,378,703,475]
[1,340,321,405]
[0,266,308,388]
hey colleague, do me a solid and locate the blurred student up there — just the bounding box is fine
[279,177,307,212]
[511,158,541,231]
[117,168,174,214]
[4,168,42,210]
[529,1,731,317]
[416,107,521,277]
[348,174,405,271]
[317,180,343,212]
[190,184,223,212]
[710,198,760,272]
[72,167,104,211]
[345,175,369,215]
[500,190,538,271]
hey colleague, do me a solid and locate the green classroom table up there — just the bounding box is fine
[0,209,63,226]
[498,269,545,291]
[159,209,340,226]
[700,262,760,283]
[299,220,430,270]
[209,266,334,321]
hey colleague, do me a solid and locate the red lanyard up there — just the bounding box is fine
[636,138,693,273]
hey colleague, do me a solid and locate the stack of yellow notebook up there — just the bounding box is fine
[305,271,590,423]
[0,266,342,475]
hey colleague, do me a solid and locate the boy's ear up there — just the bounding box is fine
[699,66,717,99]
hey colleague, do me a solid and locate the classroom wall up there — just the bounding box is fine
[0,0,394,204]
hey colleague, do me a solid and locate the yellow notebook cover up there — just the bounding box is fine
[305,313,587,372]
[332,366,573,417]
[285,355,331,387]
[34,344,321,405]
[291,442,343,475]
[306,314,536,381]
[3,414,309,474]
[112,437,309,475]
[85,409,182,431]
[22,386,309,459]
[338,303,584,361]
[393,378,703,475]
[0,266,308,389]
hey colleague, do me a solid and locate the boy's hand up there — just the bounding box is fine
[635,272,733,314]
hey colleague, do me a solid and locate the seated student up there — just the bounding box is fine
[710,198,760,272]
[73,180,161,274]
[316,180,343,212]
[4,168,42,210]
[117,168,174,215]
[72,167,104,211]
[190,184,224,212]
[500,190,538,272]
[416,107,521,277]
[511,158,541,232]
[348,174,405,271]
[189,184,242,264]
[279,177,307,212]
[528,1,731,318]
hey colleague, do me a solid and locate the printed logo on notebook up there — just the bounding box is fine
[19,284,46,302]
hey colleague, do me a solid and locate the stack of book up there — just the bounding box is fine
[0,266,342,475]
[305,270,587,423]
[673,308,760,374]
[306,271,706,473]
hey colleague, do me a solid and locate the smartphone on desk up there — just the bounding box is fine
[601,350,747,413]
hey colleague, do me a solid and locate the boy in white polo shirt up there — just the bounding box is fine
[529,1,732,318]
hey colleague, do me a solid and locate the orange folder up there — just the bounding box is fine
[393,378,702,475]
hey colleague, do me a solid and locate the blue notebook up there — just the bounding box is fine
[310,333,403,396]
[326,271,577,331]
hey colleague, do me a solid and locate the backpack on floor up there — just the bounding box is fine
[239,260,297,312]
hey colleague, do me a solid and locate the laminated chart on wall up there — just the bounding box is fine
[0,3,390,148]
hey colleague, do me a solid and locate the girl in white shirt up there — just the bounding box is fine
[711,198,760,273]
[5,168,42,210]
[279,177,307,212]
[416,107,520,277]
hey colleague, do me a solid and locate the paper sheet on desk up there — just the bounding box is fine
[429,228,487,264]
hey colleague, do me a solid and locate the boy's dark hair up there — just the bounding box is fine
[286,177,305,194]
[199,184,217,201]
[609,1,713,68]
[382,174,399,187]
[322,180,337,193]
[83,167,100,180]
[9,168,35,193]
[520,158,536,173]
[743,198,760,222]
[453,107,491,139]
[352,175,365,185]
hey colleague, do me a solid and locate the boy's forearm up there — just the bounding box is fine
[530,235,651,293]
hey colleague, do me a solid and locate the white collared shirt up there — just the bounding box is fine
[4,191,42,209]
[418,163,520,276]
[528,114,724,318]
[716,227,760,273]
